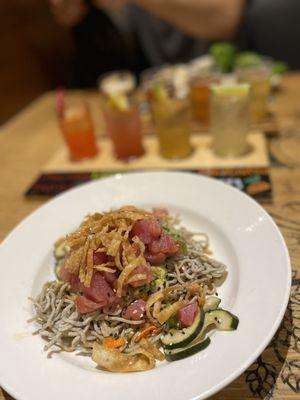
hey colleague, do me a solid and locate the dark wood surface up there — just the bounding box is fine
[0,0,71,124]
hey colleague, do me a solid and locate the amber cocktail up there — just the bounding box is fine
[144,66,193,159]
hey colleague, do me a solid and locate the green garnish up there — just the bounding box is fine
[163,225,188,255]
[150,278,165,292]
[210,41,290,75]
[181,241,188,256]
[149,266,167,292]
[166,314,180,330]
[210,42,237,73]
[132,284,150,299]
[163,225,182,241]
[151,266,167,280]
[235,52,262,69]
[272,61,289,75]
[91,172,115,180]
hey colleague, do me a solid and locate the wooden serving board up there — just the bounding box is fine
[44,132,269,173]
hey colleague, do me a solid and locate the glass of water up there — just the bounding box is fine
[210,84,250,157]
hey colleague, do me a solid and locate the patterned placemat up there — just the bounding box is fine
[25,168,272,201]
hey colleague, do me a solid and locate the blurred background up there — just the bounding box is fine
[2,0,299,125]
[0,0,72,124]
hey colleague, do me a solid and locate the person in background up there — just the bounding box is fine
[128,0,300,68]
[50,0,248,86]
[50,0,143,87]
[50,0,300,87]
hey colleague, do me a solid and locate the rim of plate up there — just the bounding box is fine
[0,171,291,400]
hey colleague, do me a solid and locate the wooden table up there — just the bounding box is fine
[1,74,300,400]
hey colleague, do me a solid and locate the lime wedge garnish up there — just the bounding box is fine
[235,52,262,69]
[211,84,250,97]
[107,93,130,111]
[152,82,169,102]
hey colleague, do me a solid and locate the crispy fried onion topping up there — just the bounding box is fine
[92,342,155,372]
[62,206,152,288]
[139,338,165,361]
[146,283,205,325]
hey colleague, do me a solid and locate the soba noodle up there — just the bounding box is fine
[30,220,226,357]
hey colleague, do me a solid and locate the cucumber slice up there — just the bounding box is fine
[203,297,221,312]
[164,337,211,361]
[161,308,204,350]
[205,309,239,331]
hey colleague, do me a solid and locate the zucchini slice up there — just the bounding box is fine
[203,297,221,312]
[161,307,204,350]
[205,309,239,331]
[164,337,211,361]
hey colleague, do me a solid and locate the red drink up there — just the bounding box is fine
[59,101,98,161]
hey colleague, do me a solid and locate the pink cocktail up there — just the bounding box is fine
[103,105,144,160]
[99,71,144,160]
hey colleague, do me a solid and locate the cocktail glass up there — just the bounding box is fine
[190,71,221,124]
[57,96,98,161]
[98,71,144,160]
[210,84,250,157]
[142,66,193,159]
[236,62,272,123]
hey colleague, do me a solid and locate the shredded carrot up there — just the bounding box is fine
[103,337,126,349]
[135,326,161,343]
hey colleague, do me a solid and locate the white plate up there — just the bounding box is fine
[0,172,291,400]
